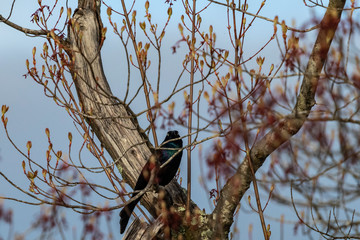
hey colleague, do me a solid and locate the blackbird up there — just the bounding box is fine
[120,130,183,234]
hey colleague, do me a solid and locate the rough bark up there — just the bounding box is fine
[210,0,347,239]
[66,0,196,238]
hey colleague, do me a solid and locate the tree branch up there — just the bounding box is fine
[211,0,347,238]
[0,14,47,36]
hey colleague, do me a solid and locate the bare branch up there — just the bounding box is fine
[0,14,47,36]
[211,0,347,238]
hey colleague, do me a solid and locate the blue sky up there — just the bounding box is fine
[0,0,349,239]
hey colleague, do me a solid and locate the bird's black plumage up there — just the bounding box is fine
[119,131,183,234]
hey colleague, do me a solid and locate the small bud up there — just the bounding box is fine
[178,24,183,35]
[145,43,150,51]
[256,56,264,66]
[27,141,32,152]
[269,64,274,74]
[204,91,209,102]
[46,150,51,161]
[197,15,202,25]
[159,31,165,41]
[200,60,204,71]
[168,102,175,112]
[183,91,188,101]
[50,30,56,40]
[28,171,37,180]
[67,8,72,18]
[22,161,26,172]
[102,27,107,37]
[247,101,252,112]
[281,20,287,38]
[138,41,142,51]
[45,128,50,138]
[1,105,9,115]
[121,25,126,33]
[131,10,137,22]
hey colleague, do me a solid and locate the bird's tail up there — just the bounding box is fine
[120,193,142,234]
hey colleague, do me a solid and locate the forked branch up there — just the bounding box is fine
[211,0,346,238]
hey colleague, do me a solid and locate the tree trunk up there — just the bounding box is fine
[66,0,196,238]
